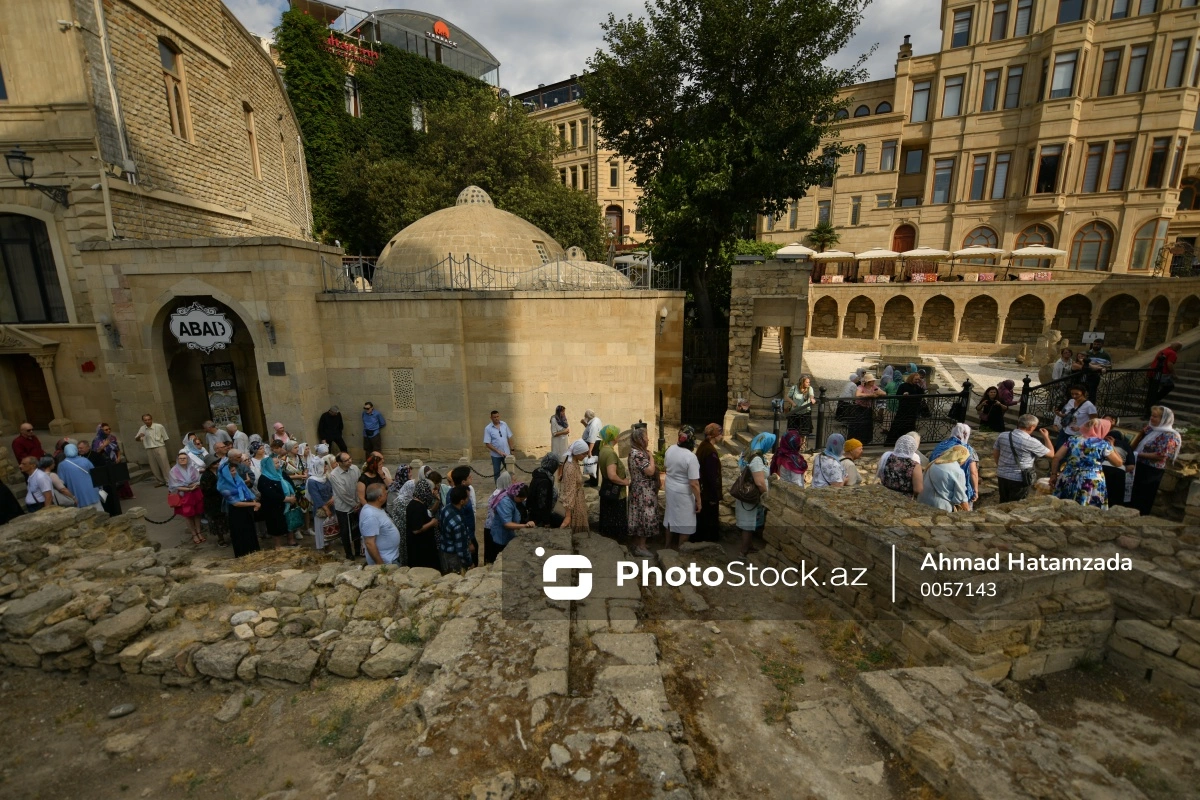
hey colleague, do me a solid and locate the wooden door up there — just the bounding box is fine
[892,224,916,252]
[13,355,52,428]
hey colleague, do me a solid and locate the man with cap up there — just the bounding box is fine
[840,438,864,486]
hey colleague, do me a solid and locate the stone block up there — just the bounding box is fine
[29,618,93,655]
[327,638,372,678]
[529,670,567,699]
[168,582,230,607]
[0,642,42,668]
[418,617,478,673]
[360,643,419,678]
[2,585,73,636]
[591,633,658,665]
[85,605,151,656]
[193,640,251,681]
[256,639,318,684]
[1114,619,1181,657]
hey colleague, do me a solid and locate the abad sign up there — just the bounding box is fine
[170,302,234,353]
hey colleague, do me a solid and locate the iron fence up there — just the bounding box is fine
[681,327,730,428]
[813,382,972,448]
[1018,366,1157,428]
[322,253,681,293]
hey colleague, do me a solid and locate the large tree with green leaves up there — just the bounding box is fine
[582,0,870,327]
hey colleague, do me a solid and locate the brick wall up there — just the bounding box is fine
[1096,294,1141,348]
[959,296,998,343]
[842,296,875,340]
[1001,295,1046,345]
[879,296,914,340]
[917,295,954,341]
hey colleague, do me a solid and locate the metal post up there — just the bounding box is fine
[657,389,666,453]
[772,400,780,441]
[816,386,827,448]
[1019,375,1031,416]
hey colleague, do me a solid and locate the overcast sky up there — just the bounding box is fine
[227,0,942,92]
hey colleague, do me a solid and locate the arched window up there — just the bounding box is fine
[1015,223,1055,267]
[854,144,866,174]
[1068,221,1113,271]
[1180,177,1200,212]
[834,108,849,120]
[1129,218,1169,271]
[853,105,871,117]
[875,101,893,114]
[158,38,192,141]
[962,226,999,264]
[0,214,67,323]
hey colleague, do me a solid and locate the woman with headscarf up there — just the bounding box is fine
[169,449,206,544]
[581,410,603,486]
[597,424,630,539]
[182,432,208,469]
[880,365,895,391]
[1051,418,1122,509]
[1126,406,1182,515]
[526,453,563,528]
[485,470,514,532]
[257,450,297,548]
[930,424,980,508]
[663,427,701,549]
[306,444,335,552]
[885,372,926,445]
[735,432,775,555]
[850,373,886,445]
[407,479,442,569]
[488,481,533,564]
[785,376,816,442]
[218,456,261,557]
[918,447,970,511]
[877,432,925,498]
[770,429,808,488]
[80,439,121,517]
[92,422,133,500]
[283,441,311,538]
[841,438,864,486]
[550,405,571,461]
[976,386,1009,433]
[560,440,591,533]
[58,443,102,513]
[272,422,292,446]
[247,436,266,482]
[693,424,722,544]
[810,433,847,488]
[628,425,662,556]
[199,454,229,547]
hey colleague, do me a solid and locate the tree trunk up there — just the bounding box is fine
[690,266,716,330]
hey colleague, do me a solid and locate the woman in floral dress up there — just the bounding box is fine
[1051,418,1124,509]
[626,426,659,558]
[560,440,591,532]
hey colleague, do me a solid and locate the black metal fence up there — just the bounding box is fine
[681,327,729,428]
[1018,366,1156,427]
[812,382,973,448]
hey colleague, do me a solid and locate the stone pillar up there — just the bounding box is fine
[1166,308,1179,340]
[34,353,72,436]
[1088,309,1101,333]
[872,314,883,341]
[1135,316,1150,351]
[994,315,1007,345]
[805,306,813,338]
[836,313,846,340]
[950,314,963,344]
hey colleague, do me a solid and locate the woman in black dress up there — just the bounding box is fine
[256,454,296,549]
[406,479,442,570]
[217,457,261,558]
[976,386,1009,432]
[886,372,927,446]
[80,439,122,516]
[527,454,564,528]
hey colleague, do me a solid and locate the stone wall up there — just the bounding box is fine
[728,261,810,408]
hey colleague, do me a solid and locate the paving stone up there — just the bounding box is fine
[592,633,658,665]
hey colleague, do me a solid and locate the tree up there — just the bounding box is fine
[582,0,869,327]
[806,221,841,252]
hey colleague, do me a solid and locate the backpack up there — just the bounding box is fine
[729,460,763,504]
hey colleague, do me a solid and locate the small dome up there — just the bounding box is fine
[566,246,586,260]
[456,185,494,206]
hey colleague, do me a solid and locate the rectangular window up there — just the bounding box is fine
[899,197,920,207]
[952,8,972,48]
[1107,140,1131,190]
[932,159,955,203]
[1050,51,1078,98]
[1170,137,1187,187]
[850,196,862,225]
[970,154,989,200]
[581,120,589,148]
[1038,57,1049,101]
[1082,143,1105,192]
[609,164,618,187]
[991,2,1010,40]
[1138,0,1157,13]
[1004,65,1023,108]
[942,75,965,116]
[1036,145,1063,193]
[1126,45,1148,93]
[243,103,260,179]
[766,213,775,231]
[570,121,578,148]
[789,202,798,229]
[581,165,589,190]
[558,124,566,143]
[876,193,893,208]
[0,62,6,100]
[817,200,831,225]
[570,166,578,188]
[991,152,1011,199]
[1014,0,1033,35]
[1057,0,1084,23]
[1166,39,1189,88]
[1098,49,1122,96]
[911,80,931,122]
[1195,46,1200,86]
[635,212,644,232]
[880,140,897,171]
[159,39,192,141]
[1112,0,1130,17]
[1183,0,1198,6]
[904,149,924,174]
[559,168,567,184]
[820,153,836,188]
[981,69,1001,111]
[1146,136,1170,188]
[854,145,865,174]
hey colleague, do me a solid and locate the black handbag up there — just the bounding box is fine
[1007,432,1037,487]
[599,480,623,501]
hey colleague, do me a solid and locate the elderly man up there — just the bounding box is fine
[328,452,362,560]
[225,423,250,453]
[993,413,1055,503]
[12,423,45,463]
[359,483,401,565]
[202,420,231,457]
[134,413,171,487]
[20,456,55,513]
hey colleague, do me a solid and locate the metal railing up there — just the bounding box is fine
[813,381,973,448]
[1018,362,1158,427]
[322,253,681,293]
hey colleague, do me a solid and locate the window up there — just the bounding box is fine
[1194,45,1200,86]
[835,108,850,120]
[1126,45,1148,93]
[1098,49,1122,96]
[1166,39,1189,88]
[1004,65,1023,108]
[1180,177,1200,211]
[875,101,892,113]
[533,241,551,264]
[877,193,893,208]
[964,226,999,248]
[932,159,955,203]
[1183,0,1198,6]
[970,154,989,200]
[853,105,871,117]
[635,213,644,232]
[1082,143,1106,192]
[911,81,931,122]
[789,202,798,229]
[854,144,866,174]
[991,2,1010,40]
[1170,137,1187,188]
[1036,145,1064,193]
[569,121,577,148]
[558,124,566,143]
[880,140,897,171]
[1130,219,1168,270]
[1069,222,1114,270]
[1015,224,1056,266]
[158,38,192,141]
[560,168,567,185]
[904,149,924,173]
[279,132,289,193]
[942,75,965,116]
[1146,136,1170,188]
[991,152,1011,199]
[981,69,1001,111]
[582,120,589,148]
[344,76,360,117]
[1108,140,1131,190]
[581,165,589,191]
[1137,0,1157,12]
[850,196,862,225]
[817,200,831,224]
[1038,57,1049,101]
[1014,0,1033,35]
[952,8,972,47]
[570,166,578,188]
[766,213,775,231]
[609,163,618,187]
[243,103,260,179]
[820,153,836,187]
[1057,0,1084,23]
[0,214,68,324]
[1050,51,1078,98]
[899,197,921,207]
[1112,0,1130,18]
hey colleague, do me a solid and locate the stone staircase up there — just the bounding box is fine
[1165,363,1200,429]
[748,328,786,418]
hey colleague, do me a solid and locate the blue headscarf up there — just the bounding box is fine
[258,454,295,497]
[217,458,255,504]
[929,423,978,502]
[823,433,846,459]
[64,444,79,458]
[740,432,777,468]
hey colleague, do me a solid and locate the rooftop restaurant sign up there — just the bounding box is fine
[171,302,234,353]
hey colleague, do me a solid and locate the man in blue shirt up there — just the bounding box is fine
[359,483,400,565]
[362,401,386,454]
[482,410,513,485]
[438,485,476,572]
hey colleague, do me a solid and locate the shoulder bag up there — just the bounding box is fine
[729,463,763,504]
[1007,432,1037,487]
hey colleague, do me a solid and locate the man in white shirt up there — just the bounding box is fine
[482,410,513,486]
[202,420,232,458]
[134,413,171,487]
[1051,349,1074,381]
[226,423,250,453]
[328,453,362,559]
[20,457,54,513]
[993,414,1055,502]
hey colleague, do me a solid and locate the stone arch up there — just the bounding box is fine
[917,295,955,342]
[959,296,999,343]
[1143,295,1170,349]
[1096,294,1140,348]
[1002,295,1046,344]
[853,104,871,117]
[811,296,838,338]
[1051,294,1092,337]
[1175,295,1200,336]
[842,295,876,340]
[880,296,915,340]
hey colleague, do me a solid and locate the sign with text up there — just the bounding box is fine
[201,362,242,428]
[171,302,234,353]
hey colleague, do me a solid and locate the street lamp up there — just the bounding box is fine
[5,147,70,208]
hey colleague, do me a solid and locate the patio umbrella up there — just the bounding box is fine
[854,247,901,259]
[775,243,817,259]
[811,250,856,260]
[1009,245,1067,257]
[951,246,1007,258]
[900,246,951,259]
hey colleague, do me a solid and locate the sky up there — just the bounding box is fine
[225,0,943,93]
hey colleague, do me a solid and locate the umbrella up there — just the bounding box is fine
[775,243,817,258]
[900,247,951,259]
[1009,245,1067,257]
[811,250,856,260]
[952,246,1007,258]
[855,247,900,259]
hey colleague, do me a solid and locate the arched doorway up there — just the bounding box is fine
[918,295,955,341]
[843,296,875,339]
[811,296,838,337]
[881,296,914,340]
[0,354,53,428]
[1096,294,1140,348]
[1002,295,1045,344]
[960,296,999,342]
[1052,294,1092,336]
[1143,296,1169,349]
[160,296,265,437]
[891,224,916,252]
[605,205,624,237]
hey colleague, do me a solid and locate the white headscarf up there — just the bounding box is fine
[569,439,590,456]
[876,433,922,480]
[1134,406,1181,462]
[950,423,972,443]
[307,446,331,482]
